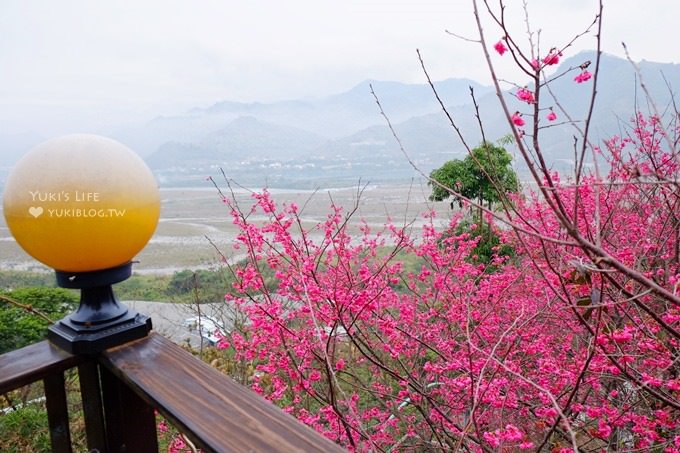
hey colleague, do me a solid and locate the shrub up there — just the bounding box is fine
[0,287,77,353]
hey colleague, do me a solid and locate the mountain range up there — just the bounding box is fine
[2,51,678,189]
[141,51,680,188]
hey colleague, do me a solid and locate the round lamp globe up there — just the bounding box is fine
[2,134,160,272]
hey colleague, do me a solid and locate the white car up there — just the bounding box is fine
[183,316,227,346]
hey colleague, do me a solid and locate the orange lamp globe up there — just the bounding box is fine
[2,134,160,273]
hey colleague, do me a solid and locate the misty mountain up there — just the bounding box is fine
[145,52,679,187]
[3,52,678,189]
[146,116,326,169]
[119,78,492,158]
[322,51,680,177]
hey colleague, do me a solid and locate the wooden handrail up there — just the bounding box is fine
[0,334,346,452]
[0,340,85,395]
[101,334,345,452]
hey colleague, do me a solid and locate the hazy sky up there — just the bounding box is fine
[1,0,678,136]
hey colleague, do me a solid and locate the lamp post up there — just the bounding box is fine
[2,134,160,354]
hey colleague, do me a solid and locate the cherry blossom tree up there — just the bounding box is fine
[207,1,680,451]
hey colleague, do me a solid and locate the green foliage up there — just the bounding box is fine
[0,406,51,452]
[0,287,78,353]
[371,246,426,293]
[167,269,232,304]
[0,271,57,291]
[0,262,273,311]
[428,142,519,206]
[496,133,515,147]
[122,263,278,304]
[115,273,171,301]
[0,370,87,452]
[429,159,470,202]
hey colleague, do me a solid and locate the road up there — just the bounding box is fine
[123,300,232,349]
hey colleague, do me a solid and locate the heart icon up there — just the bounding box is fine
[29,206,44,218]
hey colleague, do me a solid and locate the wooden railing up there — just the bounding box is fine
[0,333,345,452]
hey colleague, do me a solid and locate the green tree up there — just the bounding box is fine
[0,287,77,353]
[165,266,279,304]
[167,269,228,304]
[430,142,519,263]
[428,159,471,205]
[429,142,520,211]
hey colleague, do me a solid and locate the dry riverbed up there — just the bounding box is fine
[1,181,442,274]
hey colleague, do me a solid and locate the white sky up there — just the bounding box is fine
[1,0,678,135]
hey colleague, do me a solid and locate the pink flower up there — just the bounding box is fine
[547,111,557,122]
[543,49,562,65]
[597,419,612,439]
[157,420,168,433]
[215,330,230,349]
[574,70,592,83]
[612,327,633,343]
[512,112,525,127]
[335,358,345,371]
[494,40,508,56]
[500,424,524,442]
[531,59,540,70]
[483,431,500,447]
[169,436,187,453]
[517,87,535,104]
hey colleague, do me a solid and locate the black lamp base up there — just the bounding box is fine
[48,263,152,354]
[48,312,151,355]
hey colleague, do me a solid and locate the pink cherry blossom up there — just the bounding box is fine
[543,49,562,65]
[516,87,535,104]
[612,327,633,343]
[500,424,524,442]
[483,431,500,447]
[168,437,187,453]
[215,112,680,450]
[494,40,508,55]
[547,110,557,121]
[574,70,592,83]
[597,419,613,439]
[512,112,525,126]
